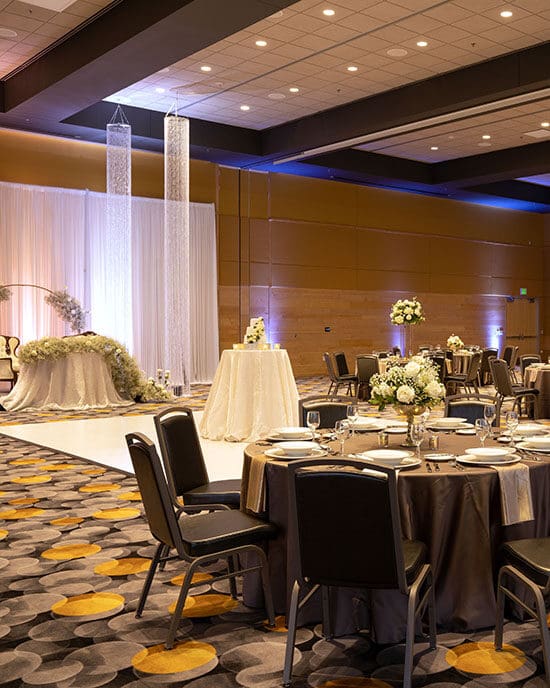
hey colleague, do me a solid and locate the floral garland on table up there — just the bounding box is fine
[390,297,424,325]
[446,334,464,351]
[370,356,445,411]
[19,335,172,402]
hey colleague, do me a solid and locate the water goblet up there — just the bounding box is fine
[306,411,320,441]
[475,418,490,447]
[483,404,496,437]
[347,404,359,438]
[505,411,519,447]
[335,419,351,455]
[411,423,425,460]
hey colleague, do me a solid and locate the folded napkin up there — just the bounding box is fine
[245,453,270,514]
[492,463,534,525]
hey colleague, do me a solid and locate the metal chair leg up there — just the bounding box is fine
[228,555,238,598]
[494,569,506,650]
[321,585,332,639]
[257,547,275,627]
[404,585,417,688]
[165,560,200,650]
[427,572,437,650]
[282,580,301,688]
[136,543,165,618]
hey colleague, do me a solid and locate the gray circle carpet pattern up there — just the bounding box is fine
[0,432,547,687]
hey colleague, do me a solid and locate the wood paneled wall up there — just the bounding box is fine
[0,128,546,375]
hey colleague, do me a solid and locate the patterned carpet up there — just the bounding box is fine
[0,376,547,686]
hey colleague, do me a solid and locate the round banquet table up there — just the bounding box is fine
[1,351,133,411]
[199,348,299,442]
[241,431,550,643]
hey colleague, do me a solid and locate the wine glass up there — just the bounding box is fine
[483,404,496,437]
[475,418,490,447]
[335,419,351,455]
[347,404,359,437]
[306,411,320,441]
[411,423,425,459]
[505,411,519,447]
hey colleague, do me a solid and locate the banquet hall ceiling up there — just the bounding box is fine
[0,0,550,211]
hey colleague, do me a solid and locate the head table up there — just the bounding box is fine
[241,429,550,644]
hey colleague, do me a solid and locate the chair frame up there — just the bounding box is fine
[282,457,436,688]
[445,351,481,395]
[126,432,275,649]
[444,393,500,427]
[323,352,357,397]
[0,356,16,389]
[490,358,539,419]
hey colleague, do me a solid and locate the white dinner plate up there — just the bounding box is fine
[359,449,412,466]
[456,453,520,466]
[516,424,549,436]
[385,426,407,434]
[517,441,550,454]
[427,421,473,431]
[266,432,320,442]
[361,456,421,470]
[429,417,468,428]
[264,447,328,461]
[424,453,455,462]
[456,428,476,435]
[465,447,515,461]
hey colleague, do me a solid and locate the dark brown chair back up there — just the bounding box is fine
[334,351,350,376]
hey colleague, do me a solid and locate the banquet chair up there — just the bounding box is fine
[502,345,520,383]
[282,457,436,688]
[479,348,498,386]
[356,355,379,401]
[299,396,349,428]
[0,357,16,389]
[519,354,541,377]
[445,351,481,394]
[7,336,20,376]
[0,335,7,356]
[126,432,276,649]
[490,358,539,419]
[323,352,357,397]
[154,407,241,508]
[495,537,550,682]
[376,351,389,359]
[428,355,446,384]
[444,394,500,426]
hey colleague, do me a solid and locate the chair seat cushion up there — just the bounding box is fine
[446,374,467,382]
[179,509,277,557]
[403,540,427,585]
[183,479,241,507]
[502,538,550,587]
[339,374,358,381]
[513,387,539,396]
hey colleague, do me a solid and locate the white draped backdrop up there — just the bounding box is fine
[0,181,219,384]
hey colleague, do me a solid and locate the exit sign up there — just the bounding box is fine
[520,287,527,295]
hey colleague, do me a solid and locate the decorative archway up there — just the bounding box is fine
[0,284,86,333]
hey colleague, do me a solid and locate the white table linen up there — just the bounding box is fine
[200,349,299,442]
[1,352,133,411]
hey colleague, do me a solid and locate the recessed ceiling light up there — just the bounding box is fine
[500,10,513,18]
[200,65,212,72]
[416,40,428,47]
[0,27,17,38]
[268,93,286,100]
[482,134,491,139]
[322,8,335,16]
[387,48,408,57]
[255,39,267,47]
[240,105,250,111]
[155,87,165,94]
[541,121,550,127]
[289,87,299,93]
[347,65,358,72]
[430,146,439,150]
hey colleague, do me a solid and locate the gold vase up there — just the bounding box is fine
[395,403,426,447]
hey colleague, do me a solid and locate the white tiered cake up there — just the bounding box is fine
[244,317,267,345]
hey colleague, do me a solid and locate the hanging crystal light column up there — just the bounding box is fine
[96,104,133,348]
[164,108,191,395]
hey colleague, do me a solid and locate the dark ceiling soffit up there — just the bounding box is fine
[64,101,262,156]
[465,180,550,205]
[2,0,300,115]
[433,140,550,187]
[261,41,550,159]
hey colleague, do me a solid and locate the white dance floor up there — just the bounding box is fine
[0,411,246,480]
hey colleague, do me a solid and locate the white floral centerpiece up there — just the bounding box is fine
[370,356,445,445]
[390,297,424,325]
[447,334,464,351]
[244,317,266,345]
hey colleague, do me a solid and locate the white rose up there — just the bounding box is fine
[395,315,404,324]
[404,361,420,377]
[406,314,412,320]
[425,380,444,398]
[396,385,415,403]
[378,382,391,397]
[404,307,412,314]
[415,308,421,316]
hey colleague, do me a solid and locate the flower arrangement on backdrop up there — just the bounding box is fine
[447,334,464,351]
[19,335,172,402]
[0,284,86,333]
[390,297,424,325]
[370,356,445,411]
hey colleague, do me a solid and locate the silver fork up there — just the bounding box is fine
[453,459,465,471]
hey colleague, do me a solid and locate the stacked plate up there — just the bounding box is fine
[457,447,519,466]
[427,417,470,431]
[267,427,317,441]
[351,417,388,432]
[517,435,550,453]
[265,441,326,460]
[358,449,421,469]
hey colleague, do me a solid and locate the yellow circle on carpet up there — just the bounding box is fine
[0,507,45,520]
[82,468,106,475]
[170,572,213,586]
[50,517,84,526]
[171,593,239,617]
[52,592,124,617]
[117,491,141,501]
[263,615,288,633]
[41,543,102,560]
[11,475,51,484]
[79,483,121,493]
[132,640,216,674]
[94,558,151,576]
[319,680,393,688]
[0,529,7,540]
[39,463,77,471]
[9,458,46,465]
[8,497,39,506]
[446,642,525,674]
[92,507,140,520]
